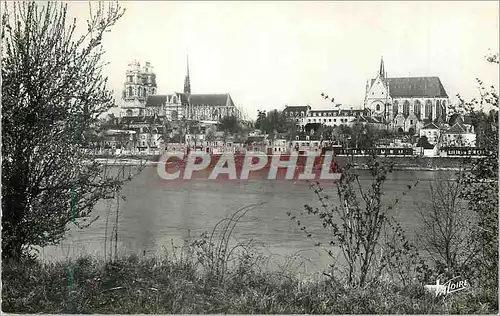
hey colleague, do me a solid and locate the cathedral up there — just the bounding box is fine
[118,59,238,122]
[364,57,450,135]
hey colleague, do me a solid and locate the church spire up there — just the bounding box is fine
[379,56,385,79]
[184,55,191,95]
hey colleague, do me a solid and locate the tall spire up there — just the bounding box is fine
[379,56,385,79]
[184,55,191,95]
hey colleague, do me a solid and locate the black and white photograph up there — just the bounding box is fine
[1,1,498,314]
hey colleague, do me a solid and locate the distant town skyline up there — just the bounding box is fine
[66,1,499,119]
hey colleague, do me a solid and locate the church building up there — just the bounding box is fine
[117,58,239,122]
[144,58,238,122]
[364,57,450,134]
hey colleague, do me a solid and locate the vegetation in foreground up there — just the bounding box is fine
[2,253,497,314]
[2,1,497,314]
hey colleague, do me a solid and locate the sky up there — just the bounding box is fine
[65,1,499,119]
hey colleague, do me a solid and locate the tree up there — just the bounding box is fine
[254,110,267,131]
[254,109,296,140]
[218,114,242,135]
[1,2,128,260]
[416,136,433,149]
[289,156,421,286]
[419,53,499,287]
[455,66,498,287]
[417,177,475,277]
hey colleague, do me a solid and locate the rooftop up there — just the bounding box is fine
[372,76,448,98]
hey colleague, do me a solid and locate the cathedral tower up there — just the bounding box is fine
[379,56,385,79]
[122,60,157,107]
[184,55,191,95]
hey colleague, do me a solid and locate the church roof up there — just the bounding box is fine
[283,105,310,113]
[188,94,235,107]
[444,123,467,134]
[145,93,235,107]
[448,113,473,126]
[421,122,440,130]
[175,92,190,105]
[145,95,167,107]
[355,115,383,124]
[371,77,448,98]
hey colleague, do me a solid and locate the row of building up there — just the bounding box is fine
[281,57,476,148]
[108,59,240,123]
[283,57,452,133]
[98,56,477,154]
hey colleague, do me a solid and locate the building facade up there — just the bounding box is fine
[364,57,450,135]
[122,60,157,108]
[419,122,441,145]
[283,105,366,128]
[441,122,476,147]
[118,59,239,122]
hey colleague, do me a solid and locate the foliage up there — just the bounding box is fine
[254,110,267,131]
[1,1,130,260]
[289,156,422,287]
[190,203,263,284]
[416,177,476,278]
[254,109,296,139]
[3,252,497,314]
[217,115,242,134]
[455,60,498,288]
[416,136,433,149]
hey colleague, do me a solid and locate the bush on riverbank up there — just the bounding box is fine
[2,254,497,314]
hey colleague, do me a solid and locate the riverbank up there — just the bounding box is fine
[2,254,496,314]
[91,155,469,172]
[335,156,469,171]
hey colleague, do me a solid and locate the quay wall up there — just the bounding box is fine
[334,156,469,171]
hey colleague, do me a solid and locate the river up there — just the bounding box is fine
[40,166,455,276]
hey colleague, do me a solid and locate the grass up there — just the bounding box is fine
[2,252,498,314]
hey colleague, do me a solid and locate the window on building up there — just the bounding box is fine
[403,100,410,116]
[425,100,433,119]
[128,86,132,97]
[329,119,332,122]
[393,100,399,116]
[413,100,421,116]
[376,104,380,111]
[435,101,442,118]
